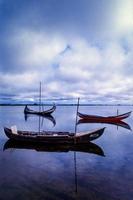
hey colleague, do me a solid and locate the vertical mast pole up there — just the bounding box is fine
[39,82,42,112]
[39,82,41,133]
[75,97,80,134]
[117,109,119,130]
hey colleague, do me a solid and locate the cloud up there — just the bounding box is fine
[0,71,39,96]
[0,27,133,103]
[0,29,67,74]
[0,0,133,103]
[0,0,121,41]
[11,30,66,68]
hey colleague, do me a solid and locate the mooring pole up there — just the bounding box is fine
[117,109,119,130]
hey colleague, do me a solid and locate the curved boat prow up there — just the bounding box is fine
[24,104,56,116]
[88,127,106,141]
[116,111,132,120]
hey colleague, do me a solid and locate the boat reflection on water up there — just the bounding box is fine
[24,113,56,127]
[3,140,105,156]
[77,119,132,130]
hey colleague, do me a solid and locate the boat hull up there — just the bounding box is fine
[24,104,56,116]
[4,127,105,144]
[78,111,131,122]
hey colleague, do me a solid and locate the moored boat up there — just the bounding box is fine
[24,104,56,116]
[78,111,132,122]
[4,126,105,144]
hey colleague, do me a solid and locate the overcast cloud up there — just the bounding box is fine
[0,0,133,103]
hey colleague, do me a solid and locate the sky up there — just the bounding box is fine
[0,0,133,104]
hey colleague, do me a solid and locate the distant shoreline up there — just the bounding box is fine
[0,103,133,106]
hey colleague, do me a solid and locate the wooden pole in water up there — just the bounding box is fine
[117,109,119,130]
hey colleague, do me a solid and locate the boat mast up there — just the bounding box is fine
[75,98,80,134]
[39,82,42,133]
[39,82,42,112]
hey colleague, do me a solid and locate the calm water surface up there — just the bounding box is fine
[0,105,133,200]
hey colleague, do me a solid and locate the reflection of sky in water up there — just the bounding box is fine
[0,106,133,200]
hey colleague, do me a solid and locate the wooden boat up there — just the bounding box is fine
[77,119,131,130]
[78,111,131,122]
[4,127,105,144]
[3,140,105,156]
[24,104,56,116]
[24,82,56,116]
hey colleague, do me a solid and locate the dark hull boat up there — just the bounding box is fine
[24,104,56,116]
[77,119,131,130]
[78,111,131,122]
[4,127,105,144]
[3,140,105,156]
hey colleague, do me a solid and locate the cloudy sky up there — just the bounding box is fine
[0,0,133,104]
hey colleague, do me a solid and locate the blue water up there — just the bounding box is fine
[0,105,133,200]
